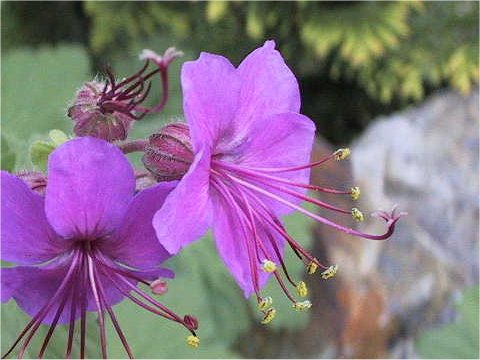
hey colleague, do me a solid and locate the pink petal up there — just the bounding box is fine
[101,182,177,269]
[153,147,212,254]
[181,52,241,151]
[45,137,135,239]
[1,171,65,265]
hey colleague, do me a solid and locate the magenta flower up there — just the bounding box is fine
[151,41,404,322]
[1,137,198,358]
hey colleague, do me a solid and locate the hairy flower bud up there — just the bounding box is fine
[68,81,133,141]
[142,123,194,181]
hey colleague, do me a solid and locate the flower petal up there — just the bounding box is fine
[1,263,79,324]
[1,171,65,265]
[237,112,315,173]
[235,40,301,132]
[181,52,241,151]
[234,112,316,215]
[45,137,135,239]
[100,182,177,269]
[153,147,212,254]
[212,198,285,298]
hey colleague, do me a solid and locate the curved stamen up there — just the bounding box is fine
[225,172,403,241]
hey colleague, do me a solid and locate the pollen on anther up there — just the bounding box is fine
[334,148,351,160]
[258,296,273,311]
[306,261,318,275]
[292,300,312,311]
[351,186,361,200]
[261,259,277,273]
[296,281,308,297]
[186,335,200,348]
[260,308,276,324]
[321,264,338,280]
[351,207,364,222]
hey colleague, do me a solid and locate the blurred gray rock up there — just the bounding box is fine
[349,89,479,356]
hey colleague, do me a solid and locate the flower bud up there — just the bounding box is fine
[142,122,194,181]
[68,81,133,142]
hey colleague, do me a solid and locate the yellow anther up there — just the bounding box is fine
[321,264,339,280]
[334,148,351,160]
[260,307,276,324]
[258,296,273,311]
[296,281,308,297]
[292,300,312,311]
[261,259,277,273]
[306,261,318,275]
[351,186,361,200]
[186,335,200,348]
[351,207,364,222]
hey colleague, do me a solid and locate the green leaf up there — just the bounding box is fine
[48,129,69,146]
[1,134,16,171]
[30,140,56,170]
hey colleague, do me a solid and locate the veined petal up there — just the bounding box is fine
[212,199,285,298]
[237,112,315,174]
[235,40,301,132]
[181,52,241,151]
[153,147,212,254]
[1,171,65,265]
[231,112,316,216]
[1,263,80,324]
[101,182,177,269]
[45,137,135,239]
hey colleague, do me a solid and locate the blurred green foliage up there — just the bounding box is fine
[2,1,478,144]
[416,286,479,359]
[84,1,478,104]
[1,46,89,169]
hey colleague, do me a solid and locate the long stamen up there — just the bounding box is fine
[212,150,339,174]
[92,261,134,359]
[65,270,79,359]
[213,160,357,196]
[87,254,107,359]
[37,285,71,358]
[211,177,262,297]
[235,184,328,269]
[3,251,81,359]
[229,180,299,288]
[80,253,88,359]
[225,173,402,241]
[98,266,181,324]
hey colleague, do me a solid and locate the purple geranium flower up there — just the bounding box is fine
[1,137,198,358]
[150,40,404,322]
